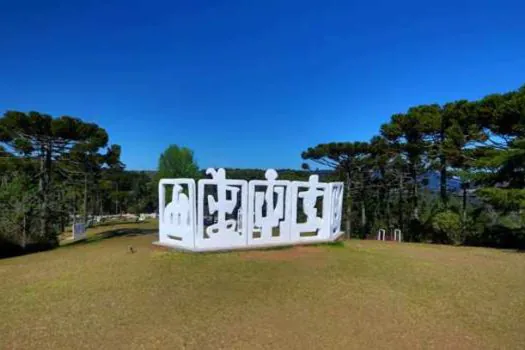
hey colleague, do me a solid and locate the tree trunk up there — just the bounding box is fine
[72,189,77,225]
[462,185,468,222]
[386,188,391,229]
[39,150,45,238]
[22,209,27,249]
[39,144,52,240]
[398,172,404,232]
[361,201,366,236]
[115,182,119,215]
[83,173,88,224]
[345,171,352,239]
[410,163,419,220]
[439,121,448,208]
[440,155,448,208]
[59,190,65,233]
[99,192,103,216]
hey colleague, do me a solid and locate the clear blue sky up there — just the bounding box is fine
[1,1,525,170]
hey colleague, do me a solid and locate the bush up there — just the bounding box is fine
[432,211,463,245]
[464,210,525,249]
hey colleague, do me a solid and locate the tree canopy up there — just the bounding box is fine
[303,83,525,248]
[0,111,136,256]
[156,145,200,180]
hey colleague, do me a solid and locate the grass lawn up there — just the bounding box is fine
[1,221,525,349]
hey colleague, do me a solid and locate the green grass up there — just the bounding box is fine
[1,220,525,349]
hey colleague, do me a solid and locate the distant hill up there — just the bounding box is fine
[421,171,462,192]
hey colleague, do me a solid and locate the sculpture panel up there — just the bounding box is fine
[197,168,248,250]
[248,169,291,246]
[290,175,331,242]
[329,182,344,238]
[158,179,196,249]
[157,169,344,251]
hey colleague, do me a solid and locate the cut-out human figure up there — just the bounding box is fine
[164,184,191,239]
[298,175,324,233]
[206,168,239,236]
[254,169,286,239]
[330,185,343,235]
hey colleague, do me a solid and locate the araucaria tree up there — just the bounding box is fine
[302,142,370,238]
[302,83,525,248]
[0,111,116,247]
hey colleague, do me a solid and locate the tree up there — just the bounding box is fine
[381,111,428,223]
[432,210,462,244]
[156,145,200,180]
[0,171,38,252]
[0,111,111,244]
[473,86,525,216]
[302,142,370,238]
[367,136,400,233]
[155,145,199,210]
[127,172,156,215]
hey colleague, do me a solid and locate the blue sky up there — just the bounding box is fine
[1,1,525,170]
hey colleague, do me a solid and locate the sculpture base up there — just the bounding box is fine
[152,231,345,253]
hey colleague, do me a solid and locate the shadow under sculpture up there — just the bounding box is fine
[156,168,344,252]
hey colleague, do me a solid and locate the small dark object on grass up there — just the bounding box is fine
[128,245,136,254]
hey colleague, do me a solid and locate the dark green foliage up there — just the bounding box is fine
[156,145,200,180]
[302,142,371,238]
[303,83,525,248]
[0,111,124,256]
[432,211,462,245]
[2,83,525,254]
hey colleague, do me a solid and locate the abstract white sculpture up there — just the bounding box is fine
[158,179,196,249]
[290,175,331,243]
[156,168,344,252]
[248,169,291,246]
[197,168,248,250]
[329,182,344,239]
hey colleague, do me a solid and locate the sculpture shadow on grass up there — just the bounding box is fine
[168,239,346,255]
[0,237,57,259]
[62,226,157,248]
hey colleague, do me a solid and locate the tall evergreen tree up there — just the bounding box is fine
[301,142,370,238]
[381,112,428,221]
[0,111,112,244]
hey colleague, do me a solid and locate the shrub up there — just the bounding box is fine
[432,211,463,245]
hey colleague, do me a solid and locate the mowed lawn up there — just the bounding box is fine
[1,221,525,349]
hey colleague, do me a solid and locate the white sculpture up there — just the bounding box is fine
[248,169,291,245]
[329,183,344,239]
[290,175,331,242]
[158,179,196,249]
[197,168,248,250]
[156,168,344,252]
